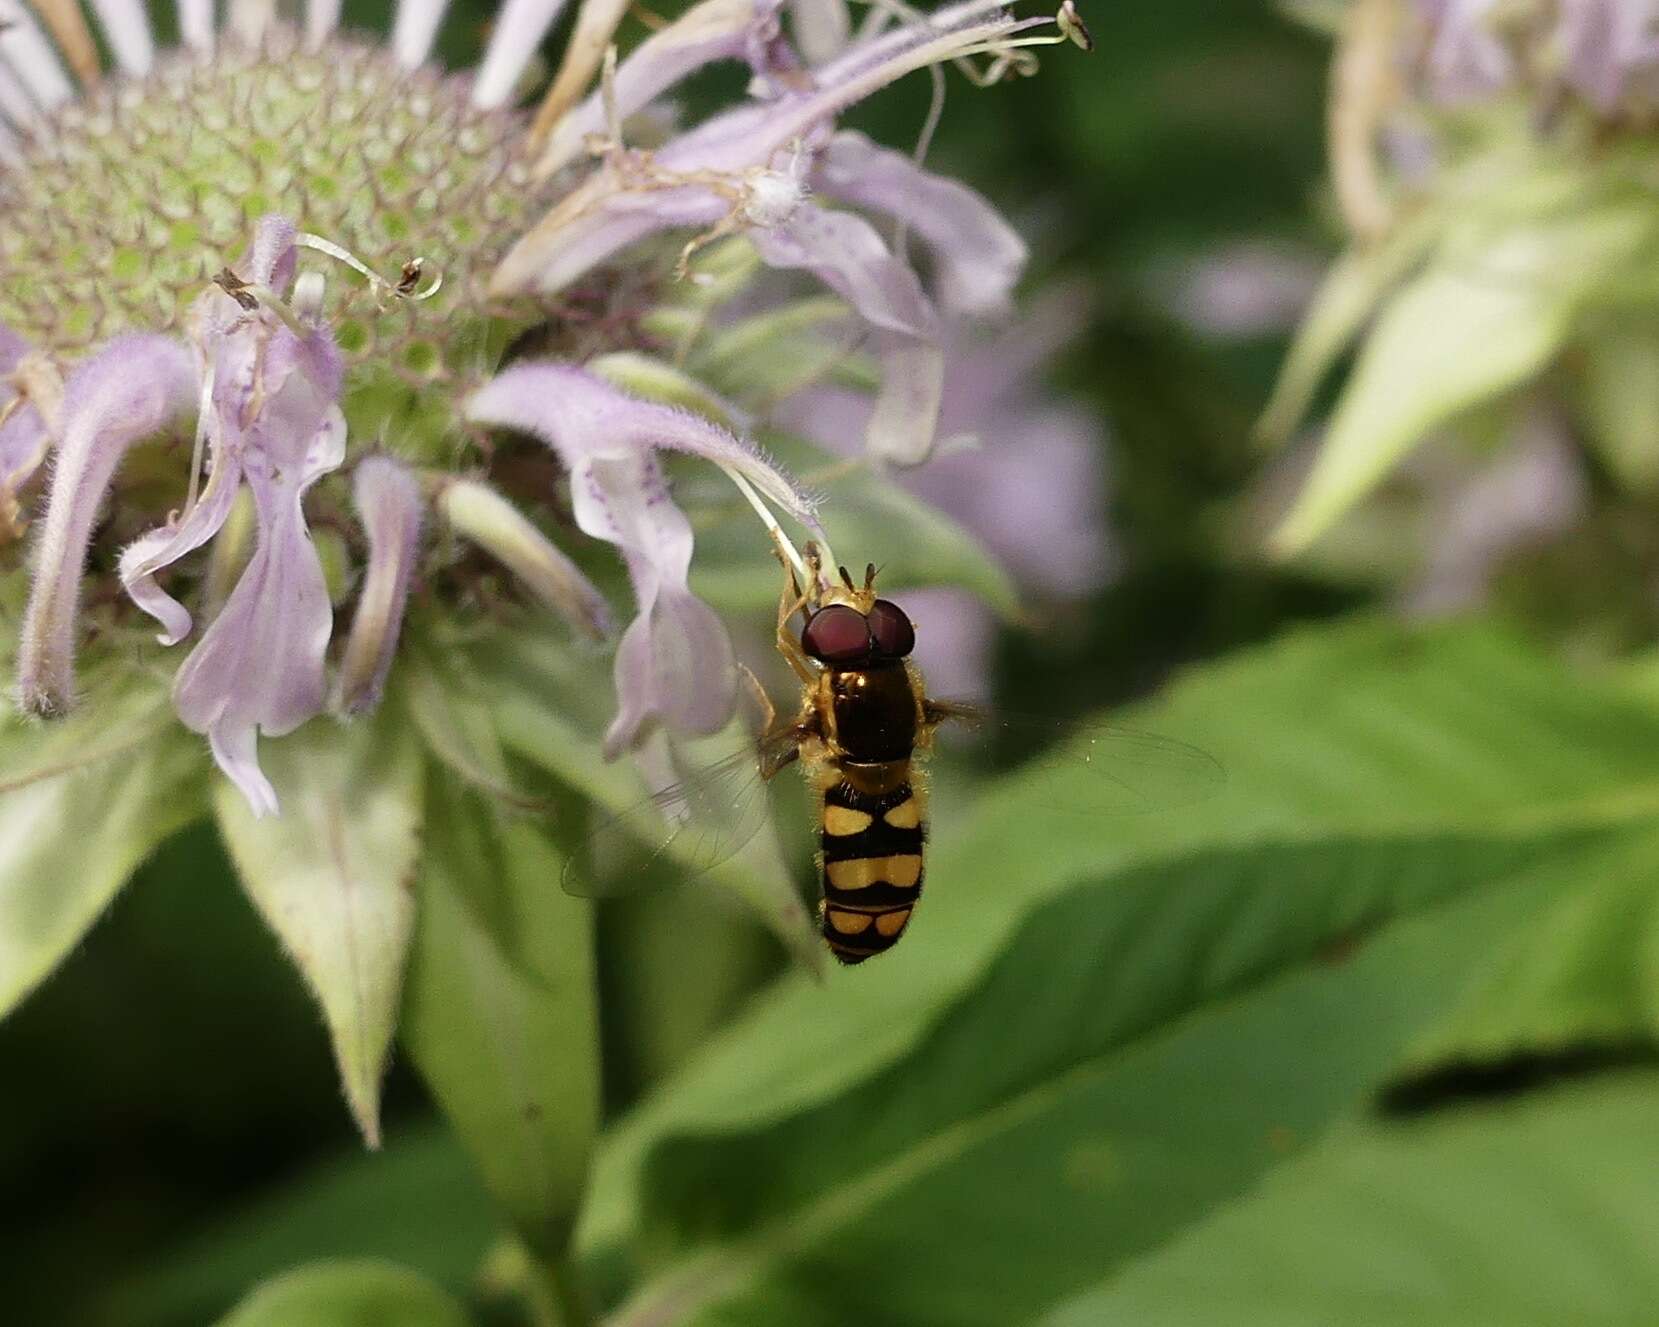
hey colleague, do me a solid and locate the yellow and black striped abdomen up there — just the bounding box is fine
[819,773,925,965]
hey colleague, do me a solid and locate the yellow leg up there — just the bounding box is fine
[772,538,816,686]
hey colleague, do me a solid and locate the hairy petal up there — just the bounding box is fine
[754,205,945,463]
[173,407,347,817]
[606,582,737,758]
[536,0,789,175]
[119,448,246,646]
[469,361,819,528]
[467,364,761,752]
[337,456,426,715]
[18,335,195,716]
[813,130,1027,316]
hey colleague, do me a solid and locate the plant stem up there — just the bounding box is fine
[525,1248,592,1327]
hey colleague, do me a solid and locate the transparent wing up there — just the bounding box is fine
[929,699,1225,816]
[560,729,798,900]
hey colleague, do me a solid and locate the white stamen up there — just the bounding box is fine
[392,0,451,69]
[183,357,217,518]
[228,0,276,45]
[295,233,445,301]
[88,0,154,76]
[292,271,326,321]
[0,5,73,109]
[473,0,571,109]
[0,60,39,132]
[305,0,343,47]
[177,0,214,52]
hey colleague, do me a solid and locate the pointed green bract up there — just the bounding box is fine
[401,776,601,1256]
[214,1259,473,1327]
[212,711,425,1147]
[1273,202,1656,555]
[0,671,205,1019]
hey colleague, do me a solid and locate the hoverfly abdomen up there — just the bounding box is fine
[818,769,926,965]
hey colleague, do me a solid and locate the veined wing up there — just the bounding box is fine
[560,727,800,900]
[928,699,1225,815]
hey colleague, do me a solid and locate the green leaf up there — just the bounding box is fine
[101,1125,494,1327]
[400,772,600,1256]
[212,712,425,1147]
[1256,209,1440,447]
[1047,1069,1659,1326]
[607,820,1651,1326]
[1274,205,1656,554]
[579,619,1659,1262]
[0,670,206,1019]
[215,1259,473,1327]
[402,633,546,812]
[1569,317,1659,493]
[1396,827,1659,1077]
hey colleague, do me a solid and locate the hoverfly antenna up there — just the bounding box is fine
[838,565,857,592]
[864,562,878,590]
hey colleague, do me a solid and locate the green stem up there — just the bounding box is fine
[524,1248,592,1327]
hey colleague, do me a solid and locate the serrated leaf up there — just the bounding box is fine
[401,773,600,1255]
[0,670,206,1018]
[1047,1070,1659,1326]
[607,824,1641,1326]
[580,619,1659,1263]
[213,713,425,1147]
[215,1259,473,1327]
[1274,206,1656,554]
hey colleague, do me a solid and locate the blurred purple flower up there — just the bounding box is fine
[1416,0,1513,101]
[1556,0,1659,110]
[120,216,347,817]
[468,361,821,756]
[1404,413,1586,616]
[778,291,1113,695]
[1158,241,1322,341]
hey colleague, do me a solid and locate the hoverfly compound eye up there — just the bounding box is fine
[801,604,872,663]
[867,599,916,658]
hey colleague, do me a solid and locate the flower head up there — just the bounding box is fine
[0,0,1088,1142]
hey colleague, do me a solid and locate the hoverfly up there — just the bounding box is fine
[563,543,1221,965]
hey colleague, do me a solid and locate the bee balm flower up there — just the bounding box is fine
[0,0,1087,1141]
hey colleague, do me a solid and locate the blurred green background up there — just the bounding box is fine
[17,1,1659,1324]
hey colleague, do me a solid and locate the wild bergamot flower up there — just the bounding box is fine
[0,0,1088,1139]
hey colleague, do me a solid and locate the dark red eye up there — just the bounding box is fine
[867,599,915,658]
[801,604,872,663]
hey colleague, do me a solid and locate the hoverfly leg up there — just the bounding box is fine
[771,541,817,686]
[922,697,986,731]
